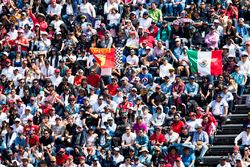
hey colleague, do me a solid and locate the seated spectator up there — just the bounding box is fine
[206,95,229,130]
[192,123,209,163]
[235,125,250,147]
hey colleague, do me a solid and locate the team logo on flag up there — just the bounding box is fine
[96,54,106,66]
[198,59,208,68]
[90,48,115,68]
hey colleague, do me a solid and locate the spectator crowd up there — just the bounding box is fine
[0,0,250,166]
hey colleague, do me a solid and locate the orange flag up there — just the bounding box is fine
[90,48,115,68]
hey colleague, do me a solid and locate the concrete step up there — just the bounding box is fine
[216,124,243,135]
[203,156,222,166]
[214,134,237,145]
[227,114,248,124]
[206,145,233,156]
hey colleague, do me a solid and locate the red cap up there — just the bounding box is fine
[68,155,73,159]
[18,29,24,33]
[28,118,33,121]
[220,9,225,13]
[55,69,60,73]
[51,0,56,3]
[245,41,250,45]
[16,98,22,102]
[9,99,15,103]
[66,69,71,73]
[59,148,65,152]
[129,31,136,35]
[176,157,182,161]
[100,23,106,27]
[196,106,204,112]
[144,29,150,33]
[165,164,171,167]
[79,156,85,160]
[6,59,11,63]
[234,146,239,151]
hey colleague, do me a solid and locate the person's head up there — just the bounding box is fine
[189,112,196,120]
[175,38,181,47]
[227,20,233,27]
[247,125,250,132]
[156,106,163,114]
[189,76,195,83]
[100,126,106,134]
[129,147,135,155]
[21,157,29,166]
[234,65,240,73]
[241,52,248,62]
[220,156,227,165]
[173,114,180,122]
[125,157,131,165]
[125,126,131,134]
[154,146,161,154]
[195,123,203,132]
[155,126,162,134]
[151,2,157,9]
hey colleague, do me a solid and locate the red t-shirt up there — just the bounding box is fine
[28,134,39,147]
[56,154,69,166]
[24,125,39,135]
[40,105,52,115]
[171,121,185,134]
[107,84,119,96]
[74,76,84,86]
[164,153,180,166]
[87,74,101,88]
[139,35,155,48]
[15,37,29,52]
[150,133,165,144]
[117,102,133,113]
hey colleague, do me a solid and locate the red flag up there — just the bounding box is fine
[90,48,115,68]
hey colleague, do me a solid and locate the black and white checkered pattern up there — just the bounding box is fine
[115,47,123,69]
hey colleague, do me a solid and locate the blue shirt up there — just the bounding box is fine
[135,134,149,147]
[184,82,199,96]
[14,136,26,148]
[139,73,153,86]
[161,82,172,95]
[236,24,249,37]
[182,153,195,167]
[231,72,246,85]
[192,131,209,145]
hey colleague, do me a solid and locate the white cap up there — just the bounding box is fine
[41,31,48,35]
[25,106,32,111]
[2,51,8,56]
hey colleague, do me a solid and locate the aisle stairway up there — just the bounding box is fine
[202,95,250,166]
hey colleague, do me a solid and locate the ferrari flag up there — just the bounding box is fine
[90,48,115,68]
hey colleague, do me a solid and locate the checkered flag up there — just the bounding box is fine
[115,47,123,69]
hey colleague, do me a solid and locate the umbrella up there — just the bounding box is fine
[172,18,194,25]
[179,143,195,155]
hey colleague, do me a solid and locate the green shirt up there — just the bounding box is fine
[148,9,162,23]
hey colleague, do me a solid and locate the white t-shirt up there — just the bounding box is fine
[208,99,228,116]
[165,132,179,143]
[126,55,139,66]
[122,132,136,145]
[113,154,124,165]
[138,17,152,29]
[216,162,232,167]
[186,119,202,132]
[159,63,173,78]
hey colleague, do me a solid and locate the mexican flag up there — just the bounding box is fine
[187,50,223,76]
[90,48,115,68]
